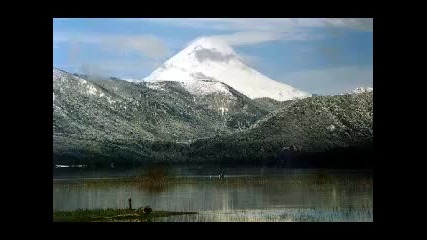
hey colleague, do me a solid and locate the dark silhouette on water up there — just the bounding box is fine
[128,198,132,209]
[143,205,152,214]
[218,169,225,179]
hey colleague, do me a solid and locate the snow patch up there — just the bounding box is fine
[147,83,166,91]
[53,68,67,81]
[122,78,143,82]
[219,106,229,116]
[85,84,104,97]
[181,79,232,97]
[53,67,88,84]
[107,97,116,104]
[87,85,98,95]
[352,87,373,94]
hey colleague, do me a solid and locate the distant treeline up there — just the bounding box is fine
[53,140,373,169]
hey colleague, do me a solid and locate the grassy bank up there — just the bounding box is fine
[53,208,197,222]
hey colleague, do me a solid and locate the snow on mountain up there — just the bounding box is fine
[53,67,69,81]
[121,78,143,82]
[147,79,233,97]
[53,67,109,101]
[142,37,311,101]
[352,87,373,94]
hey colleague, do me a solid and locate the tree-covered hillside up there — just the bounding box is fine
[53,68,278,165]
[53,68,373,168]
[189,92,373,167]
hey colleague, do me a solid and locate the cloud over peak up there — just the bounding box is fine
[142,18,372,46]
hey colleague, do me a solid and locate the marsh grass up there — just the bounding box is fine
[53,208,197,222]
[154,207,372,222]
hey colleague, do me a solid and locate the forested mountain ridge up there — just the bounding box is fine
[53,68,281,164]
[53,68,373,168]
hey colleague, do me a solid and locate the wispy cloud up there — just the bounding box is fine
[140,18,372,46]
[53,32,170,59]
[143,18,373,32]
[74,58,162,79]
[142,18,299,32]
[207,31,322,46]
[322,18,373,32]
[211,31,282,45]
[53,31,170,78]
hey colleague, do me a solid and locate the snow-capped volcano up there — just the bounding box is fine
[352,87,373,94]
[142,37,311,101]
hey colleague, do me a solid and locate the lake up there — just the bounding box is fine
[53,167,373,222]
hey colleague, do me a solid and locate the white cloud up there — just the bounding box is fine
[143,18,373,32]
[322,18,373,32]
[280,65,373,95]
[207,31,321,46]
[103,35,169,59]
[211,31,282,45]
[67,58,163,80]
[143,18,299,32]
[53,32,169,59]
[140,18,371,46]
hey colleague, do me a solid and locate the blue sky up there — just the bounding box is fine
[53,18,373,95]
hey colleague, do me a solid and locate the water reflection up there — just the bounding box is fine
[53,168,372,221]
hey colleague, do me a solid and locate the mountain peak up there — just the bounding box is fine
[184,37,236,56]
[352,87,373,94]
[161,37,238,67]
[143,37,311,101]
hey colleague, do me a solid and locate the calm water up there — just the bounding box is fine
[53,167,373,222]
